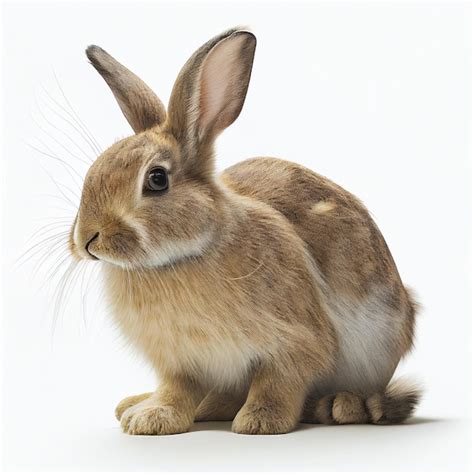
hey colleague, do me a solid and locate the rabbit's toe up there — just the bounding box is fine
[121,404,190,435]
[115,392,153,421]
[232,403,296,435]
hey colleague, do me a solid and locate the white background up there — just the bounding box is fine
[1,0,472,471]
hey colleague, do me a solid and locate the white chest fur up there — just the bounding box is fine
[126,308,256,389]
[105,266,260,390]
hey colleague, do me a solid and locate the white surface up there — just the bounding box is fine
[1,1,472,471]
[4,419,472,472]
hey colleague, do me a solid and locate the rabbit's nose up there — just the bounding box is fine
[85,232,100,259]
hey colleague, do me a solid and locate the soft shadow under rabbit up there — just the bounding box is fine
[69,28,420,435]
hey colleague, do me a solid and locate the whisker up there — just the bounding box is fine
[79,261,91,331]
[33,90,94,163]
[38,89,98,160]
[35,193,77,210]
[40,249,71,285]
[18,242,68,277]
[25,220,70,240]
[25,140,84,196]
[30,110,91,174]
[82,266,102,325]
[15,231,69,267]
[27,137,85,193]
[53,70,103,154]
[21,80,101,342]
[41,85,101,157]
[35,246,70,284]
[79,262,102,332]
[33,215,73,222]
[38,161,79,208]
[24,228,69,260]
[51,259,79,339]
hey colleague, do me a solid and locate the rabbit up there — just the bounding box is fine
[69,27,421,435]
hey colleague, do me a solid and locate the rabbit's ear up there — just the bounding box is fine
[167,29,256,169]
[86,46,166,133]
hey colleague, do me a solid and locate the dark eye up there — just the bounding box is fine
[146,167,168,192]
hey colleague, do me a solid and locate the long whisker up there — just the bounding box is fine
[38,161,79,208]
[35,246,70,284]
[25,230,70,259]
[22,80,103,342]
[39,88,99,159]
[51,259,80,339]
[82,265,102,327]
[25,139,84,192]
[40,250,72,288]
[41,84,101,157]
[35,193,76,210]
[53,70,103,154]
[24,221,70,243]
[33,91,94,163]
[79,261,91,330]
[33,215,73,222]
[30,108,91,171]
[20,241,68,279]
[15,231,69,267]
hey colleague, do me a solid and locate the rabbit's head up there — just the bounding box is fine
[69,29,256,268]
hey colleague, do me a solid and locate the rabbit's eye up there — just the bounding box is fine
[146,167,168,192]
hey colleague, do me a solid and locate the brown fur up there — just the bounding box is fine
[86,46,166,133]
[69,28,420,435]
[221,158,417,359]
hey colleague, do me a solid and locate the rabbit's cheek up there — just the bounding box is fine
[122,213,214,268]
[144,231,213,268]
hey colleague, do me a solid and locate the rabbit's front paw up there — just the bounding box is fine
[115,392,153,421]
[232,403,296,435]
[121,403,190,435]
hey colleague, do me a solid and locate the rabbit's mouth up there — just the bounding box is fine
[69,213,144,267]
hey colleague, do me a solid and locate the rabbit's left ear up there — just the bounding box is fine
[166,29,256,170]
[86,46,166,134]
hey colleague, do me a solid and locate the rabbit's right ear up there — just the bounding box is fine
[166,28,256,174]
[86,46,166,134]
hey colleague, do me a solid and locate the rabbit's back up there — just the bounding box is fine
[221,157,416,395]
[221,157,401,298]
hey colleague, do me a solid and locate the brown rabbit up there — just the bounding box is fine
[69,28,420,435]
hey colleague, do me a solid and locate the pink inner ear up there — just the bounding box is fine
[199,34,247,136]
